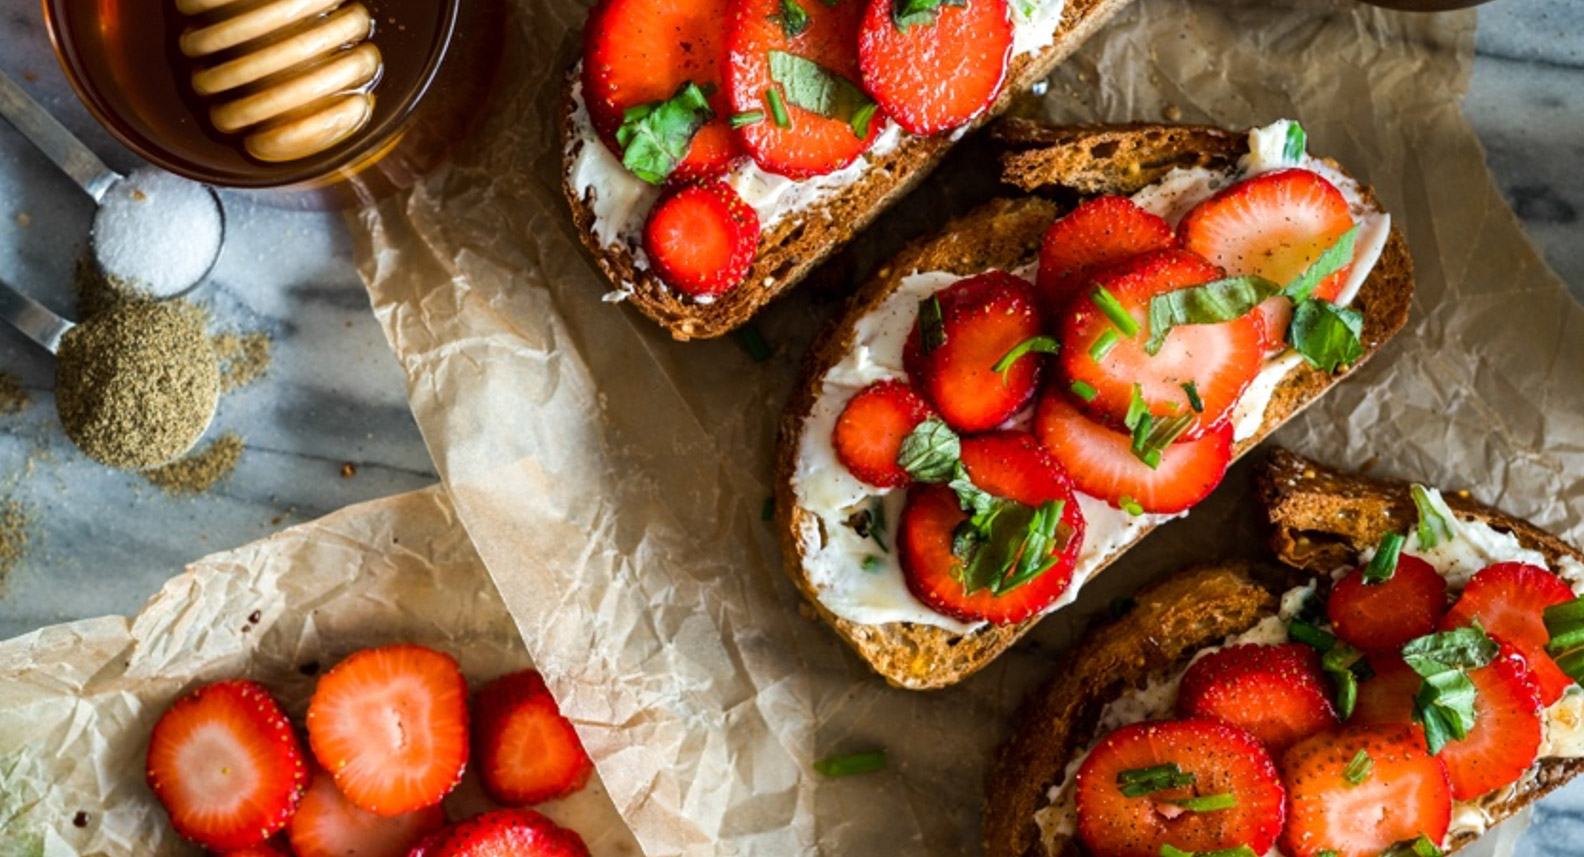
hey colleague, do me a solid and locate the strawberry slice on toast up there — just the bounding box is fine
[1326,554,1448,654]
[423,808,591,857]
[1176,643,1340,757]
[726,0,882,177]
[287,766,446,857]
[833,380,937,488]
[582,0,741,180]
[473,670,595,806]
[856,0,1012,136]
[306,644,470,816]
[145,680,308,851]
[1035,196,1175,323]
[643,180,760,298]
[1279,724,1451,857]
[1440,561,1578,705]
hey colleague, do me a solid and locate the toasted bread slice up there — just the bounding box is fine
[773,123,1415,691]
[560,0,1138,340]
[983,450,1584,857]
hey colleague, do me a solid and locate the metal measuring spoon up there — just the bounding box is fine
[0,70,225,300]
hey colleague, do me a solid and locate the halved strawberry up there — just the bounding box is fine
[1033,391,1231,514]
[902,271,1045,433]
[1179,168,1355,349]
[427,809,590,857]
[582,0,741,180]
[1440,562,1577,705]
[146,680,308,851]
[1436,643,1543,800]
[726,0,881,177]
[856,0,1012,135]
[643,180,760,298]
[286,766,445,857]
[473,670,594,806]
[1074,719,1285,857]
[832,380,936,488]
[1279,724,1451,857]
[898,432,1084,625]
[306,645,469,817]
[1057,248,1261,440]
[1327,555,1448,653]
[1035,196,1175,322]
[1177,644,1341,757]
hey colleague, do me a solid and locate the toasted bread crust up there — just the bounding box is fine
[983,564,1279,857]
[560,0,1138,340]
[773,123,1415,691]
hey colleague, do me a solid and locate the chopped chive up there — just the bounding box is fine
[850,102,877,139]
[730,110,765,128]
[1362,531,1405,585]
[1167,792,1237,812]
[1119,495,1144,516]
[1342,749,1372,785]
[992,335,1060,383]
[1117,762,1195,797]
[736,325,772,362]
[1181,380,1203,413]
[765,87,790,128]
[861,555,881,571]
[814,749,887,777]
[1117,762,1186,784]
[918,296,946,355]
[1409,483,1457,549]
[1090,285,1140,337]
[1071,380,1098,402]
[1160,845,1258,857]
[1090,328,1121,362]
[1288,620,1337,652]
[1124,384,1149,431]
[761,496,775,521]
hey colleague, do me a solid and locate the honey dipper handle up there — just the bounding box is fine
[0,70,122,201]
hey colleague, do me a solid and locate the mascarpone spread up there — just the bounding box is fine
[1032,504,1584,852]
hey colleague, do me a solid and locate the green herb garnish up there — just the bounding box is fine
[1090,328,1120,362]
[1409,484,1458,550]
[1362,531,1405,585]
[814,749,887,777]
[766,50,874,130]
[1117,762,1195,797]
[896,418,960,483]
[615,81,715,184]
[1144,275,1280,356]
[993,335,1060,383]
[774,0,811,37]
[1342,749,1373,785]
[1091,285,1140,337]
[1284,225,1358,305]
[850,102,878,139]
[730,110,765,129]
[1289,620,1338,652]
[1159,845,1258,857]
[1402,622,1498,754]
[1545,597,1584,686]
[918,295,946,355]
[891,0,965,30]
[1181,380,1203,413]
[1167,793,1237,812]
[1119,495,1144,516]
[1282,121,1307,164]
[765,87,790,128]
[1072,380,1098,402]
[1288,299,1364,373]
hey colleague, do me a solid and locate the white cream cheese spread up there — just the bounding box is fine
[1033,507,1584,851]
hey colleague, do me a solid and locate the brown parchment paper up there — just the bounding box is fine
[352,0,1584,854]
[0,486,641,857]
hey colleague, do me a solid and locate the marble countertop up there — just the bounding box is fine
[0,0,1581,851]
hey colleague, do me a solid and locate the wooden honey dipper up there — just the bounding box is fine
[178,0,383,163]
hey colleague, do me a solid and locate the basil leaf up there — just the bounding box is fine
[1409,484,1458,549]
[767,51,874,127]
[1320,642,1367,719]
[1362,531,1405,585]
[1283,225,1358,305]
[615,81,715,185]
[1403,623,1497,754]
[993,335,1060,383]
[1402,623,1498,673]
[1282,121,1307,164]
[995,500,1065,594]
[774,0,811,36]
[1288,298,1364,373]
[1545,597,1584,687]
[850,102,878,139]
[1144,275,1281,356]
[959,500,1034,594]
[814,749,887,777]
[918,295,946,355]
[892,0,954,30]
[946,462,998,520]
[896,418,960,483]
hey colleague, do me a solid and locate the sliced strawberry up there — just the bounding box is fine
[1436,643,1543,800]
[902,271,1045,433]
[898,432,1084,625]
[1350,653,1423,734]
[1177,644,1341,757]
[428,809,590,857]
[1035,196,1175,322]
[1179,168,1356,349]
[832,380,936,488]
[1279,724,1451,857]
[1327,555,1448,653]
[726,0,881,177]
[1057,248,1261,440]
[643,180,760,298]
[287,766,445,857]
[306,645,469,817]
[1440,562,1577,705]
[856,0,1012,135]
[1033,391,1232,514]
[219,837,294,857]
[146,680,308,851]
[473,670,594,806]
[582,0,741,180]
[1074,718,1285,857]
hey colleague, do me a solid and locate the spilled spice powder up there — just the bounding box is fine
[0,373,28,415]
[143,433,244,495]
[212,332,272,392]
[0,499,28,581]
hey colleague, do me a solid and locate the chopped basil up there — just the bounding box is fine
[1342,749,1372,785]
[891,0,965,30]
[1091,285,1141,337]
[918,295,947,355]
[1320,642,1368,719]
[1403,623,1498,672]
[1132,412,1194,471]
[1409,484,1458,549]
[1166,792,1237,812]
[615,81,715,185]
[1544,597,1584,686]
[1144,275,1281,356]
[1071,380,1099,402]
[1284,225,1358,305]
[1380,834,1444,857]
[1282,121,1307,164]
[736,324,772,361]
[767,50,874,128]
[1090,328,1121,362]
[1288,299,1364,373]
[850,101,878,139]
[1119,495,1144,517]
[1181,381,1203,413]
[992,335,1060,383]
[1117,762,1195,797]
[730,110,765,129]
[896,418,961,483]
[991,500,1066,594]
[861,554,881,571]
[765,87,790,127]
[814,749,887,777]
[1159,845,1258,857]
[774,0,811,37]
[1289,620,1338,652]
[1402,623,1497,754]
[1362,531,1405,585]
[1124,384,1149,432]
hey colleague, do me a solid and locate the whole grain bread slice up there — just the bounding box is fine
[773,122,1415,691]
[983,449,1584,857]
[561,0,1138,340]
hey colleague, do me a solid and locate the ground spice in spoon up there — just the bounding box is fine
[55,301,219,470]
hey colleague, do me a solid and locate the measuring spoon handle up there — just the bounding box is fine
[0,276,75,354]
[0,70,121,201]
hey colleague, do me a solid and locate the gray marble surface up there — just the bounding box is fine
[0,0,1581,852]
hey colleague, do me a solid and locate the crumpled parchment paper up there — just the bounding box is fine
[0,486,641,857]
[351,0,1584,854]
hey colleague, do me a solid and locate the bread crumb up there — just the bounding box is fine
[1163,104,1183,122]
